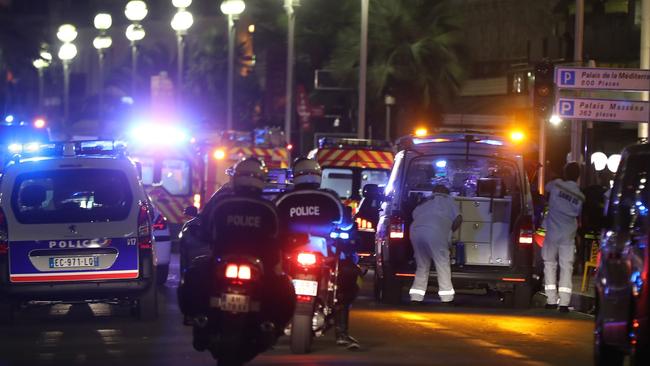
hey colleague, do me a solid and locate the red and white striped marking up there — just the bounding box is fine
[10,270,139,283]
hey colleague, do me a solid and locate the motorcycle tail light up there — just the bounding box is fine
[297,252,317,267]
[237,264,251,280]
[225,263,252,280]
[225,264,239,279]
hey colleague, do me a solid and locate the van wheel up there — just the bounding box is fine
[138,282,159,321]
[0,302,16,325]
[512,284,532,308]
[377,273,403,305]
[156,264,170,286]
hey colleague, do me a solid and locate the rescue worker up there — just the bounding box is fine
[409,183,462,304]
[275,158,361,349]
[178,158,295,347]
[543,162,584,313]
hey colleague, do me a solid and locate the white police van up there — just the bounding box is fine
[0,141,158,322]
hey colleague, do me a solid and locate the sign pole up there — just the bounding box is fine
[538,114,546,195]
[640,0,650,141]
[571,0,584,163]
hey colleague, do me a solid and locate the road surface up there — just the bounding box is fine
[0,257,594,366]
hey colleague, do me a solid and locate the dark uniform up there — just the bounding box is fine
[276,188,360,343]
[178,192,294,334]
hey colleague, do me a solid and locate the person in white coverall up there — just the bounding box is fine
[409,184,462,304]
[543,162,584,312]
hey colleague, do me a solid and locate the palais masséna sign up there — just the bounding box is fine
[554,65,650,124]
[556,97,649,123]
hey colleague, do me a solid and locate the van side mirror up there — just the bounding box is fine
[363,184,384,200]
[184,206,199,218]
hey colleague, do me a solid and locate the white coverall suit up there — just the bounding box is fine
[409,193,460,303]
[543,179,584,307]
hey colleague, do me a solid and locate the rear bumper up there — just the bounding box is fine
[0,253,155,302]
[0,277,154,301]
[389,267,533,290]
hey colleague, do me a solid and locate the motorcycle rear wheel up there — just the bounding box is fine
[290,313,314,354]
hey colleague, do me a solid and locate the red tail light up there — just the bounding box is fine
[138,205,153,250]
[225,263,252,280]
[518,216,534,245]
[152,214,167,231]
[389,214,404,239]
[296,252,318,267]
[0,208,8,255]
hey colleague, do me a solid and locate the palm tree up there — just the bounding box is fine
[328,0,467,135]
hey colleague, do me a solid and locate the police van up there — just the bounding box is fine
[372,132,537,306]
[0,141,158,322]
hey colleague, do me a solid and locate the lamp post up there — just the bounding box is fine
[283,0,300,146]
[125,1,148,97]
[57,24,78,128]
[171,0,194,107]
[93,13,112,121]
[220,0,246,130]
[32,55,51,113]
[384,94,395,142]
[358,0,369,139]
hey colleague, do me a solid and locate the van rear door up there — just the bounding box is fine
[6,168,140,283]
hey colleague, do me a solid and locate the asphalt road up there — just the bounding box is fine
[0,257,595,366]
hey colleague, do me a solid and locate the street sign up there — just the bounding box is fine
[555,66,650,91]
[556,97,650,123]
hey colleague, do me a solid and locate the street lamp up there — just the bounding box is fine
[57,24,78,127]
[384,94,395,141]
[358,0,369,139]
[32,58,50,113]
[283,0,300,146]
[171,1,194,107]
[94,13,112,121]
[220,0,246,130]
[125,0,148,97]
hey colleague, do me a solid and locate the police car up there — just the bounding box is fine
[372,132,537,306]
[0,141,158,322]
[595,143,649,366]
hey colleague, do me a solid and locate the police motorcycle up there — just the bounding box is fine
[276,158,361,354]
[178,158,295,366]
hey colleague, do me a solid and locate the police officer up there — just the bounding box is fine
[409,184,462,304]
[543,162,584,312]
[275,158,361,349]
[178,158,294,346]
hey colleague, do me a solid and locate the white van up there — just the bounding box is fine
[0,141,158,322]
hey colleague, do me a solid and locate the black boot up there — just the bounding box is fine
[335,306,360,350]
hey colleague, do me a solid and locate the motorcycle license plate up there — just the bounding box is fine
[293,279,318,296]
[221,294,250,313]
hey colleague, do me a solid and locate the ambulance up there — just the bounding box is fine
[126,126,289,238]
[307,138,394,262]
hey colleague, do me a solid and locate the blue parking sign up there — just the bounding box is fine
[560,70,575,86]
[558,100,575,117]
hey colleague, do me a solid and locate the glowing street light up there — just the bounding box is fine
[57,24,78,127]
[56,24,78,43]
[220,0,246,130]
[125,1,148,96]
[94,13,113,121]
[549,114,563,126]
[125,0,148,22]
[171,2,194,108]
